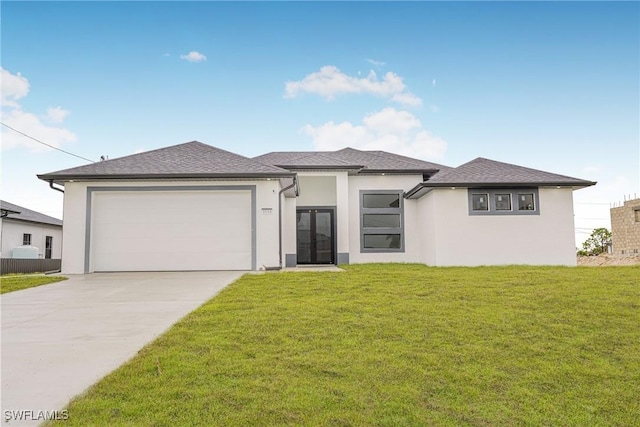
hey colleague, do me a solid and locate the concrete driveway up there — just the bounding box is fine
[1,271,242,426]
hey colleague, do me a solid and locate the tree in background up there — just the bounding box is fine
[577,228,612,256]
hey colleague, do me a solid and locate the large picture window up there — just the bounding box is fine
[468,188,539,215]
[360,190,404,252]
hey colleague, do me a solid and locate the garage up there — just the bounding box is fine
[90,189,253,272]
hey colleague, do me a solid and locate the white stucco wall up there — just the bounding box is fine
[61,182,88,273]
[256,180,281,269]
[417,191,437,265]
[0,219,62,259]
[336,172,350,257]
[296,175,337,206]
[282,196,297,263]
[425,187,577,266]
[348,174,424,264]
[60,180,280,273]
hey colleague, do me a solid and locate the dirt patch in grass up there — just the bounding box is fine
[577,254,640,266]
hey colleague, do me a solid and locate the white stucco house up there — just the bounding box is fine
[0,200,63,259]
[37,141,595,274]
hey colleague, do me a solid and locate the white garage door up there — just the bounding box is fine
[91,190,252,271]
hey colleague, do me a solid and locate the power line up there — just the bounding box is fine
[1,122,94,163]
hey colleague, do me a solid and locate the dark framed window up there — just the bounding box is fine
[362,214,401,228]
[45,236,53,259]
[518,193,535,211]
[468,188,539,216]
[360,190,404,252]
[363,193,400,208]
[495,193,512,211]
[363,234,401,249]
[634,208,640,223]
[23,233,31,246]
[471,193,489,211]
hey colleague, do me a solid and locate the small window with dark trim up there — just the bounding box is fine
[23,233,32,246]
[471,194,489,211]
[634,209,640,223]
[45,236,53,259]
[363,193,400,208]
[468,188,539,215]
[364,234,402,249]
[363,214,401,228]
[518,193,535,211]
[495,193,512,211]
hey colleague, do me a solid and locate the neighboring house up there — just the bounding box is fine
[610,198,640,255]
[37,141,595,274]
[0,200,63,259]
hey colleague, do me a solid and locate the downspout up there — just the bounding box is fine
[47,180,64,273]
[48,180,65,194]
[277,176,297,269]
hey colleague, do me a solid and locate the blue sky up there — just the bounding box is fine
[1,1,638,246]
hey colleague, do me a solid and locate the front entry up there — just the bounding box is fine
[296,208,335,264]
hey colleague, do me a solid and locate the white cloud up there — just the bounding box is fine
[391,92,422,107]
[366,58,386,67]
[1,67,30,107]
[0,68,77,152]
[180,51,207,62]
[302,107,447,160]
[284,66,422,107]
[46,106,70,123]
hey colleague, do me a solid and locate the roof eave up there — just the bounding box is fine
[37,172,297,183]
[358,168,440,175]
[405,180,597,199]
[1,217,62,227]
[421,181,597,188]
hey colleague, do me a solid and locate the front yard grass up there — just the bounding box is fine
[51,265,638,426]
[0,274,67,294]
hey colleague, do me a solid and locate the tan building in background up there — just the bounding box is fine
[610,198,640,255]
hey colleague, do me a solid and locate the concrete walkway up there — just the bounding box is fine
[1,271,242,426]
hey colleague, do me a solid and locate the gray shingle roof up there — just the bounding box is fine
[38,141,294,181]
[405,157,596,198]
[255,147,450,173]
[427,157,596,186]
[254,152,359,168]
[1,200,63,227]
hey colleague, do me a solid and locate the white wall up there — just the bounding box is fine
[426,187,577,266]
[60,180,280,273]
[417,191,437,265]
[348,174,424,264]
[336,172,350,256]
[296,175,336,206]
[282,196,297,262]
[0,219,62,259]
[255,180,281,269]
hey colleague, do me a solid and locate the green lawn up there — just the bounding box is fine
[0,274,67,294]
[50,265,638,426]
